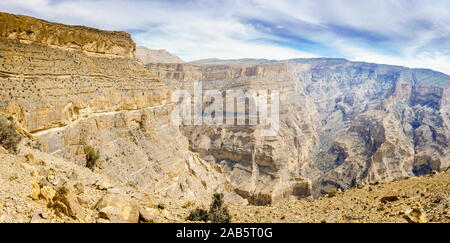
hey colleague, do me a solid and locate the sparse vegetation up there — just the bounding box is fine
[0,116,22,153]
[327,188,338,198]
[157,203,166,210]
[187,193,232,223]
[84,146,100,170]
[208,193,232,223]
[187,208,209,222]
[29,139,42,150]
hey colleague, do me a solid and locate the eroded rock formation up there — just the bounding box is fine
[0,12,231,203]
[0,12,135,58]
[147,58,450,199]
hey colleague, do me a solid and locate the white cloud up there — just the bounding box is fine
[333,40,450,75]
[0,0,449,74]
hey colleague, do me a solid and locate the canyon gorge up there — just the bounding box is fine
[0,12,448,223]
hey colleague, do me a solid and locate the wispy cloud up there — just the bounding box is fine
[1,0,449,74]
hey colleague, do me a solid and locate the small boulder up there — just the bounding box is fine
[30,183,41,200]
[0,146,8,154]
[40,186,56,203]
[404,204,427,223]
[77,196,90,206]
[30,211,48,223]
[46,170,59,186]
[38,178,51,188]
[95,180,113,190]
[380,195,399,204]
[25,153,36,164]
[96,218,111,223]
[138,207,156,223]
[73,183,84,195]
[95,194,139,223]
[52,186,83,218]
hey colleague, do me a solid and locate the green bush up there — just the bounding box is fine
[84,146,100,170]
[0,116,22,153]
[186,193,231,223]
[186,208,209,222]
[209,193,231,223]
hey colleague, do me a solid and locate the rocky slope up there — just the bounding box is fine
[1,140,448,223]
[228,168,450,223]
[147,58,450,202]
[0,12,234,207]
[135,46,184,64]
[141,168,450,223]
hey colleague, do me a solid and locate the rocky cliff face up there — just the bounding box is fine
[147,59,450,199]
[0,12,135,58]
[0,12,232,203]
[135,46,184,64]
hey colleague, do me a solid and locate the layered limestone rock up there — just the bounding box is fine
[0,12,135,58]
[147,58,450,199]
[135,46,184,64]
[0,12,231,203]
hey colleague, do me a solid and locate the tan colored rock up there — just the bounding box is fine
[94,180,114,190]
[30,211,48,223]
[46,171,59,186]
[40,186,56,203]
[77,196,90,207]
[138,207,156,223]
[20,163,31,170]
[25,153,36,164]
[136,46,184,64]
[96,194,139,223]
[0,146,8,154]
[404,204,427,223]
[53,187,83,218]
[73,183,85,195]
[30,183,41,200]
[96,218,111,223]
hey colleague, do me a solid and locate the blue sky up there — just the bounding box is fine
[1,0,450,74]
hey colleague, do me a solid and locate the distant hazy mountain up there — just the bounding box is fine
[135,46,184,64]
